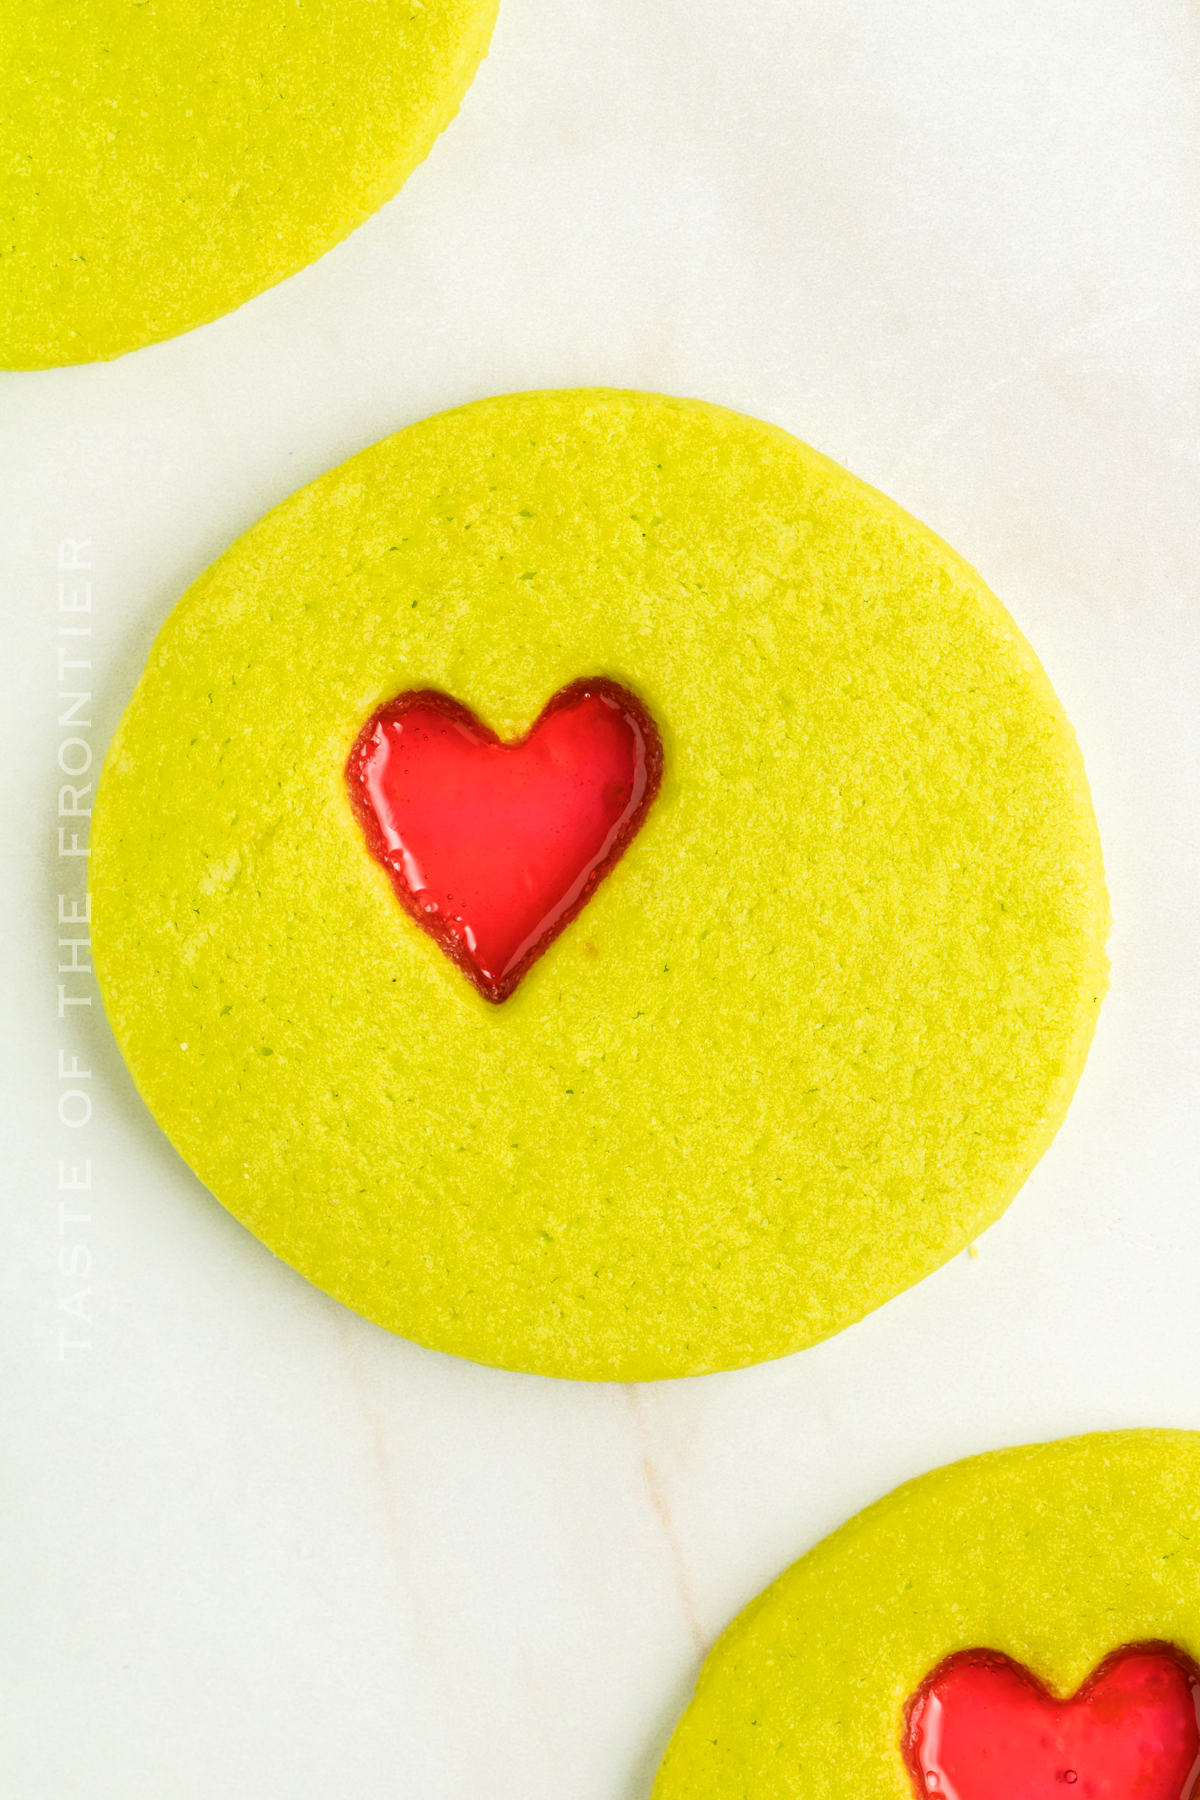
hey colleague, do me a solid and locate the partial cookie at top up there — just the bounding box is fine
[1,0,498,367]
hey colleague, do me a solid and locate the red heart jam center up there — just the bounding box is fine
[903,1645,1200,1800]
[346,679,662,1003]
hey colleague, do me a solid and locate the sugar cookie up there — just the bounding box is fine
[91,390,1109,1378]
[2,0,498,367]
[653,1432,1200,1800]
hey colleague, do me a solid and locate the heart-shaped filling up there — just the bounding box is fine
[346,679,662,1002]
[903,1645,1200,1800]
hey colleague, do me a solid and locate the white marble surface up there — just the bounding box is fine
[3,0,1200,1793]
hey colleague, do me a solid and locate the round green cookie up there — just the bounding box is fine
[1,0,498,368]
[652,1430,1200,1799]
[91,389,1109,1380]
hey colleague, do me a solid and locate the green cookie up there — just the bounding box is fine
[652,1430,1200,1799]
[91,389,1109,1380]
[1,0,498,367]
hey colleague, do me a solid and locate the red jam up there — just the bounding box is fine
[903,1645,1200,1800]
[346,679,662,1003]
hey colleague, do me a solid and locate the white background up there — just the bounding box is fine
[3,1,1200,1794]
